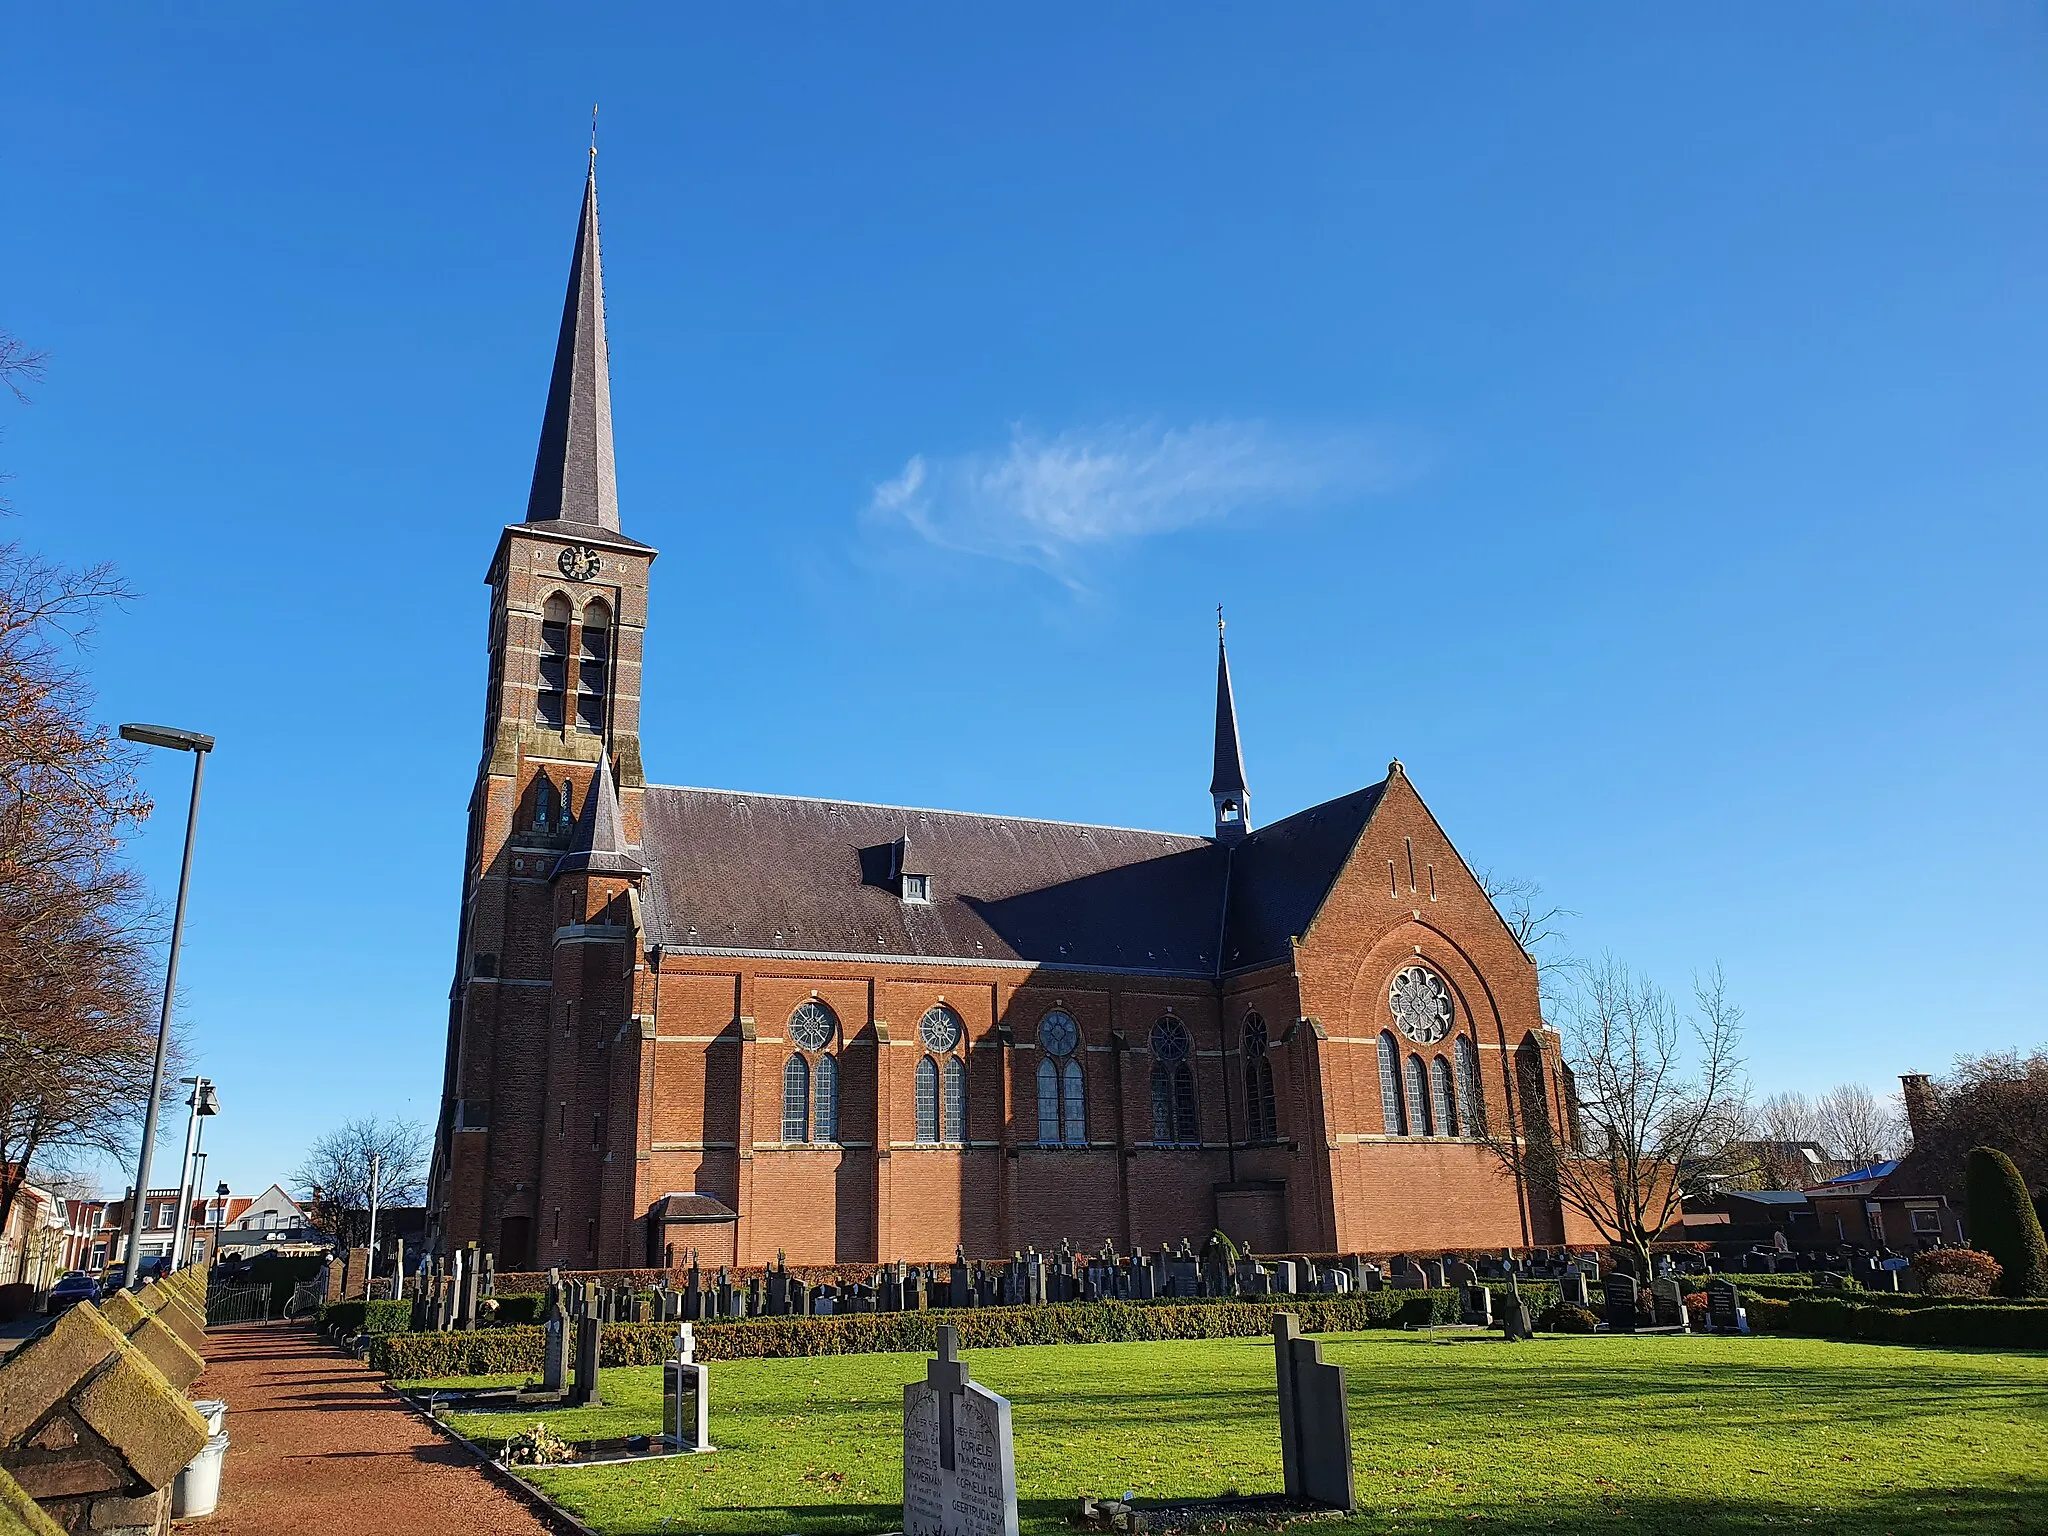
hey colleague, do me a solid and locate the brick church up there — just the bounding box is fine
[427,163,1584,1272]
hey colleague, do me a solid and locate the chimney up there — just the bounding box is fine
[1899,1073,1934,1144]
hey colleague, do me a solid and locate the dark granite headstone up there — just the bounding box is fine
[1603,1272,1639,1333]
[1272,1314,1355,1513]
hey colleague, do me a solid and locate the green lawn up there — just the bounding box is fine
[416,1333,2048,1535]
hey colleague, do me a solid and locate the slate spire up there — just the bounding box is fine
[525,157,621,532]
[1210,612,1251,841]
[554,746,646,877]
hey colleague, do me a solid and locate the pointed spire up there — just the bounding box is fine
[554,747,645,877]
[526,159,620,532]
[1210,610,1250,841]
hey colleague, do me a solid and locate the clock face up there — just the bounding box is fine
[1038,1010,1079,1058]
[557,545,602,580]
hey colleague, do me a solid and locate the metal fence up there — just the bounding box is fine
[206,1283,272,1325]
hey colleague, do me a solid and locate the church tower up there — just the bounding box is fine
[430,157,658,1265]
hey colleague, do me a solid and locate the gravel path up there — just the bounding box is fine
[194,1323,559,1536]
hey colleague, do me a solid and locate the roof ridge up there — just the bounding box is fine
[641,782,1214,842]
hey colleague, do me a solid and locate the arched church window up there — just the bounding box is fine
[1148,1018,1198,1145]
[943,1056,967,1143]
[537,594,570,729]
[1243,1013,1278,1143]
[915,1056,939,1143]
[1035,1010,1085,1145]
[1431,1056,1455,1138]
[1455,1036,1483,1136]
[918,1005,964,1053]
[532,776,557,833]
[1378,1033,1407,1135]
[576,598,610,734]
[781,1055,810,1143]
[813,1053,838,1143]
[1406,1055,1433,1136]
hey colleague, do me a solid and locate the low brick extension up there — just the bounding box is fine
[191,1326,554,1536]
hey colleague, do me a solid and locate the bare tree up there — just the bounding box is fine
[291,1117,430,1251]
[1813,1083,1905,1169]
[1476,869,1575,958]
[1482,958,1747,1278]
[0,543,166,1238]
[1908,1050,2048,1195]
[0,332,47,404]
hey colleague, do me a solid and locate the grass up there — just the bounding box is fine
[413,1332,2048,1535]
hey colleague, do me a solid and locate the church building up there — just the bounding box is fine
[427,164,1584,1271]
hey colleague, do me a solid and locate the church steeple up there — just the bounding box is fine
[1210,612,1250,841]
[525,157,621,532]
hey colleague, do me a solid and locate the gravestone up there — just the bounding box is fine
[1705,1278,1742,1334]
[903,1326,1019,1536]
[541,1292,569,1395]
[1559,1268,1591,1308]
[569,1314,602,1407]
[1272,1314,1356,1512]
[1452,1262,1480,1288]
[1651,1276,1689,1332]
[1460,1283,1493,1327]
[1500,1274,1534,1341]
[1603,1272,1639,1333]
[1422,1260,1449,1290]
[662,1323,713,1452]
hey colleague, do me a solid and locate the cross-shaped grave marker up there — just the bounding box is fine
[926,1325,971,1470]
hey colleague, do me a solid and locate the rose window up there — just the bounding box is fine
[1390,966,1454,1044]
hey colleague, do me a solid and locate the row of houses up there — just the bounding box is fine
[1,1178,319,1288]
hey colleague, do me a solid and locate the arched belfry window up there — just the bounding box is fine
[1036,1010,1085,1145]
[1455,1036,1484,1136]
[1406,1055,1433,1137]
[1431,1056,1455,1138]
[1377,1032,1407,1136]
[576,598,611,734]
[537,594,571,729]
[781,1055,810,1143]
[1243,1012,1278,1143]
[1148,1018,1198,1145]
[785,1001,838,1144]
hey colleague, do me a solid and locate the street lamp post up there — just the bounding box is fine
[118,723,214,1292]
[365,1153,382,1298]
[170,1076,219,1270]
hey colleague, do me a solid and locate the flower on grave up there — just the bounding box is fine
[504,1422,573,1466]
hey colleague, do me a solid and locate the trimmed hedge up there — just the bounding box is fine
[321,1299,415,1335]
[1966,1148,2048,1298]
[372,1285,1559,1380]
[1742,1292,2048,1349]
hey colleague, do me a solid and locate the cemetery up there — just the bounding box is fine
[320,1247,2048,1536]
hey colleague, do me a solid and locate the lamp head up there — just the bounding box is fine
[194,1083,221,1116]
[120,723,215,753]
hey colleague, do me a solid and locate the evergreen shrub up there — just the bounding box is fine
[1965,1147,2048,1298]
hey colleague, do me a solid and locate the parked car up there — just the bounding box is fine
[46,1271,101,1312]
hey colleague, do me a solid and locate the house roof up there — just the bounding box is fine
[636,777,1391,979]
[1814,1159,1900,1188]
[1723,1190,1813,1208]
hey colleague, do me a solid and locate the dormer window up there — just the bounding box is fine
[901,874,930,903]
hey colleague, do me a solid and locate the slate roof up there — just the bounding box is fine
[635,778,1387,978]
[1211,634,1249,797]
[554,747,646,877]
[525,163,621,532]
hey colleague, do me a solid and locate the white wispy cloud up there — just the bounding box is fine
[865,420,1411,583]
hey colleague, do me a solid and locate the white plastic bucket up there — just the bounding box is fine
[190,1399,227,1435]
[172,1432,229,1519]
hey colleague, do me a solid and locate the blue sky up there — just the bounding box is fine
[4,5,2044,1200]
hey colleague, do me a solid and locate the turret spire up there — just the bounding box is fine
[525,157,620,532]
[554,746,645,877]
[1211,610,1250,841]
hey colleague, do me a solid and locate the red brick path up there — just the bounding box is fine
[192,1324,555,1536]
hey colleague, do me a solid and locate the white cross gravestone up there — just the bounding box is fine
[904,1326,1019,1536]
[662,1323,713,1452]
